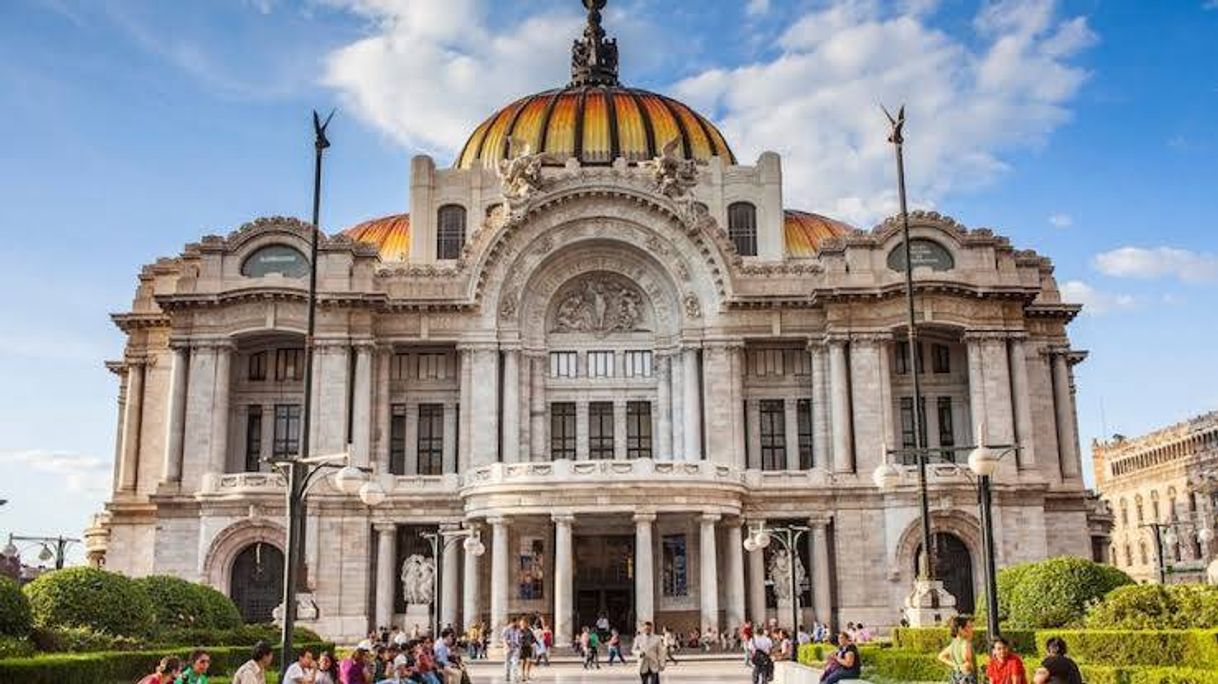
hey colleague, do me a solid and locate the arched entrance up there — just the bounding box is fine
[230,542,284,623]
[915,533,975,614]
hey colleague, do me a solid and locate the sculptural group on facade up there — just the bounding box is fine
[497,137,551,220]
[768,551,808,601]
[400,554,436,606]
[643,138,714,233]
[552,276,645,335]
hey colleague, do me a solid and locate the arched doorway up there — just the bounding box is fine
[230,542,284,623]
[915,533,975,614]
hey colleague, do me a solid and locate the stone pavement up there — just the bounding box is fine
[465,659,763,683]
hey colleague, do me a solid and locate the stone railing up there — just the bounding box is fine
[389,473,461,494]
[200,471,287,496]
[746,467,836,488]
[461,458,746,488]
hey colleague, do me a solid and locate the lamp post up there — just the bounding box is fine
[1138,521,1201,585]
[743,523,809,634]
[419,528,486,638]
[3,534,81,570]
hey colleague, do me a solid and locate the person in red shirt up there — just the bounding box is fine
[986,637,1027,684]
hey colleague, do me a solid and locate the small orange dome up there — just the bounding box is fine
[344,213,410,262]
[784,210,852,257]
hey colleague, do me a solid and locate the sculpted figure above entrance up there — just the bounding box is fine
[549,272,650,336]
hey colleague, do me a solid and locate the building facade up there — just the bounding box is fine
[89,4,1098,643]
[1093,412,1218,583]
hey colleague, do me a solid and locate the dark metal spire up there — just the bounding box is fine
[570,0,619,86]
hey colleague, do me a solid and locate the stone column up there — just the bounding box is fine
[656,354,673,460]
[614,400,628,460]
[209,344,232,474]
[699,513,720,632]
[1052,351,1081,479]
[1009,336,1036,469]
[575,400,590,460]
[703,342,746,468]
[518,353,531,461]
[118,359,146,492]
[634,513,655,627]
[161,346,188,484]
[731,346,748,469]
[501,348,521,463]
[404,403,419,475]
[375,346,392,474]
[848,335,888,477]
[810,343,831,471]
[809,518,832,624]
[375,523,397,630]
[458,348,472,472]
[828,338,854,473]
[469,346,500,467]
[784,399,800,470]
[441,525,462,630]
[442,402,458,475]
[746,400,761,470]
[670,352,685,460]
[490,517,510,634]
[182,345,217,487]
[553,514,574,645]
[529,353,547,461]
[746,521,767,624]
[462,524,482,632]
[683,348,703,461]
[967,333,1015,453]
[352,344,374,467]
[724,521,746,629]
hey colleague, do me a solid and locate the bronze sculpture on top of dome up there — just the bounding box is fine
[571,0,619,87]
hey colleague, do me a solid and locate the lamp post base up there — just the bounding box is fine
[902,579,957,627]
[273,593,320,625]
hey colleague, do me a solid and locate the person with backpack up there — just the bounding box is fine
[517,617,536,682]
[749,628,775,684]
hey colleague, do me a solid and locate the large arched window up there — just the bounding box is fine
[436,204,466,260]
[728,201,757,256]
[1136,494,1145,524]
[1151,490,1161,522]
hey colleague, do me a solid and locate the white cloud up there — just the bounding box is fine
[1094,246,1218,284]
[1205,1,1218,11]
[1059,280,1138,316]
[0,449,111,494]
[746,0,771,17]
[1048,212,1073,228]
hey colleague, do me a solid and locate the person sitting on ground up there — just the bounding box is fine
[986,637,1026,684]
[315,652,340,684]
[140,656,182,684]
[340,640,373,684]
[1033,637,1082,684]
[284,647,317,684]
[235,642,275,684]
[176,650,210,684]
[819,631,862,684]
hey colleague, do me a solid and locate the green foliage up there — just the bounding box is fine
[976,561,1036,625]
[30,626,146,653]
[22,567,155,637]
[0,577,32,637]
[1035,629,1218,670]
[891,626,1037,655]
[157,624,321,649]
[797,643,829,665]
[862,648,975,682]
[134,575,241,631]
[0,635,34,659]
[1126,667,1218,684]
[1086,584,1218,630]
[1004,557,1134,628]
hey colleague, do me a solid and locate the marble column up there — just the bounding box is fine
[967,333,1015,453]
[634,513,655,626]
[375,523,397,629]
[209,344,232,474]
[702,342,746,468]
[118,359,146,492]
[1052,351,1081,479]
[458,348,472,472]
[810,343,831,471]
[809,518,832,624]
[828,338,854,473]
[375,346,392,475]
[746,400,761,470]
[724,521,746,628]
[614,400,628,460]
[656,354,673,460]
[182,345,217,486]
[683,348,703,461]
[162,346,188,484]
[747,523,767,624]
[442,402,458,475]
[352,344,374,467]
[501,348,521,463]
[490,517,510,633]
[699,513,720,632]
[462,525,482,632]
[784,399,800,470]
[670,352,685,460]
[1009,336,1036,469]
[469,346,500,467]
[529,353,547,461]
[441,526,462,630]
[847,335,887,477]
[575,400,590,461]
[553,514,574,645]
[731,347,748,469]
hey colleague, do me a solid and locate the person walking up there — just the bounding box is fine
[662,626,679,665]
[749,629,775,684]
[986,637,1027,684]
[176,650,210,684]
[235,642,275,684]
[1033,637,1083,684]
[532,622,549,667]
[819,632,862,684]
[938,616,978,684]
[139,656,182,684]
[632,621,666,684]
[501,618,523,683]
[518,617,536,683]
[607,629,626,665]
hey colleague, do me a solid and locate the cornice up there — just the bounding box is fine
[110,312,171,332]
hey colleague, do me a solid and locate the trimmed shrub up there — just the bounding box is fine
[1086,584,1218,630]
[797,642,829,665]
[157,624,322,649]
[0,635,35,659]
[1005,557,1134,628]
[1127,667,1218,684]
[134,575,241,631]
[1035,629,1218,669]
[977,561,1036,626]
[0,577,32,637]
[892,626,1037,655]
[30,626,145,653]
[22,567,155,637]
[197,584,243,630]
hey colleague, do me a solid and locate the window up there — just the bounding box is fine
[1151,491,1161,522]
[899,397,927,451]
[415,352,450,380]
[627,401,652,459]
[932,344,951,373]
[275,348,304,381]
[389,405,407,475]
[728,202,758,256]
[550,403,576,459]
[759,399,786,471]
[589,402,614,460]
[1124,544,1132,567]
[244,407,262,472]
[241,244,309,278]
[1139,541,1149,565]
[786,349,811,376]
[417,404,444,475]
[661,534,688,597]
[895,342,924,375]
[751,349,784,376]
[272,404,301,458]
[937,397,955,447]
[587,351,615,378]
[436,204,466,260]
[624,351,653,378]
[248,352,267,381]
[1136,495,1144,524]
[796,399,814,470]
[550,351,578,378]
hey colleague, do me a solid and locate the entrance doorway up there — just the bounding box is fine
[230,542,284,623]
[574,535,634,633]
[915,532,975,614]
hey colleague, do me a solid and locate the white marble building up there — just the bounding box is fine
[88,3,1098,643]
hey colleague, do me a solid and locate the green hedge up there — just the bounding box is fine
[0,641,333,684]
[23,567,155,637]
[1006,557,1134,629]
[1087,584,1218,630]
[859,647,1218,684]
[27,623,321,654]
[0,577,31,637]
[891,626,1037,656]
[0,635,35,659]
[134,575,242,631]
[1035,629,1218,669]
[976,561,1036,626]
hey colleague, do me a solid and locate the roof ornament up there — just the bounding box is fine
[570,0,619,87]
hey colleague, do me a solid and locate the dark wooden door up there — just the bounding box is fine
[230,542,284,623]
[916,533,975,614]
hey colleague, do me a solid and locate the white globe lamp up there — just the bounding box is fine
[358,478,387,507]
[333,465,368,495]
[873,463,900,490]
[968,443,1000,478]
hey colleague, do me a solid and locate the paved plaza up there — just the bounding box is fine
[466,660,767,683]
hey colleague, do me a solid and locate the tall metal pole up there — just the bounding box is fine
[885,105,934,581]
[1151,524,1167,585]
[977,476,1000,638]
[281,109,333,674]
[787,537,798,633]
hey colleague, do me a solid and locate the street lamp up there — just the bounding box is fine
[419,527,485,638]
[743,523,808,634]
[3,534,81,570]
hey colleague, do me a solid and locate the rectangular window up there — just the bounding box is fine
[244,406,262,472]
[417,404,444,475]
[587,351,615,378]
[549,351,578,378]
[272,404,301,458]
[661,534,689,597]
[786,349,811,376]
[751,349,785,377]
[550,402,576,459]
[390,404,407,475]
[937,397,955,448]
[899,397,928,454]
[796,399,814,469]
[894,342,924,375]
[275,348,304,381]
[759,399,787,471]
[623,350,653,378]
[248,352,267,382]
[415,352,450,380]
[588,402,614,460]
[932,344,951,374]
[391,353,410,380]
[627,401,652,459]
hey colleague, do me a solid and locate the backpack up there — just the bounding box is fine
[521,629,536,646]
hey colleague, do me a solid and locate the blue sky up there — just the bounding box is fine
[1,0,1216,564]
